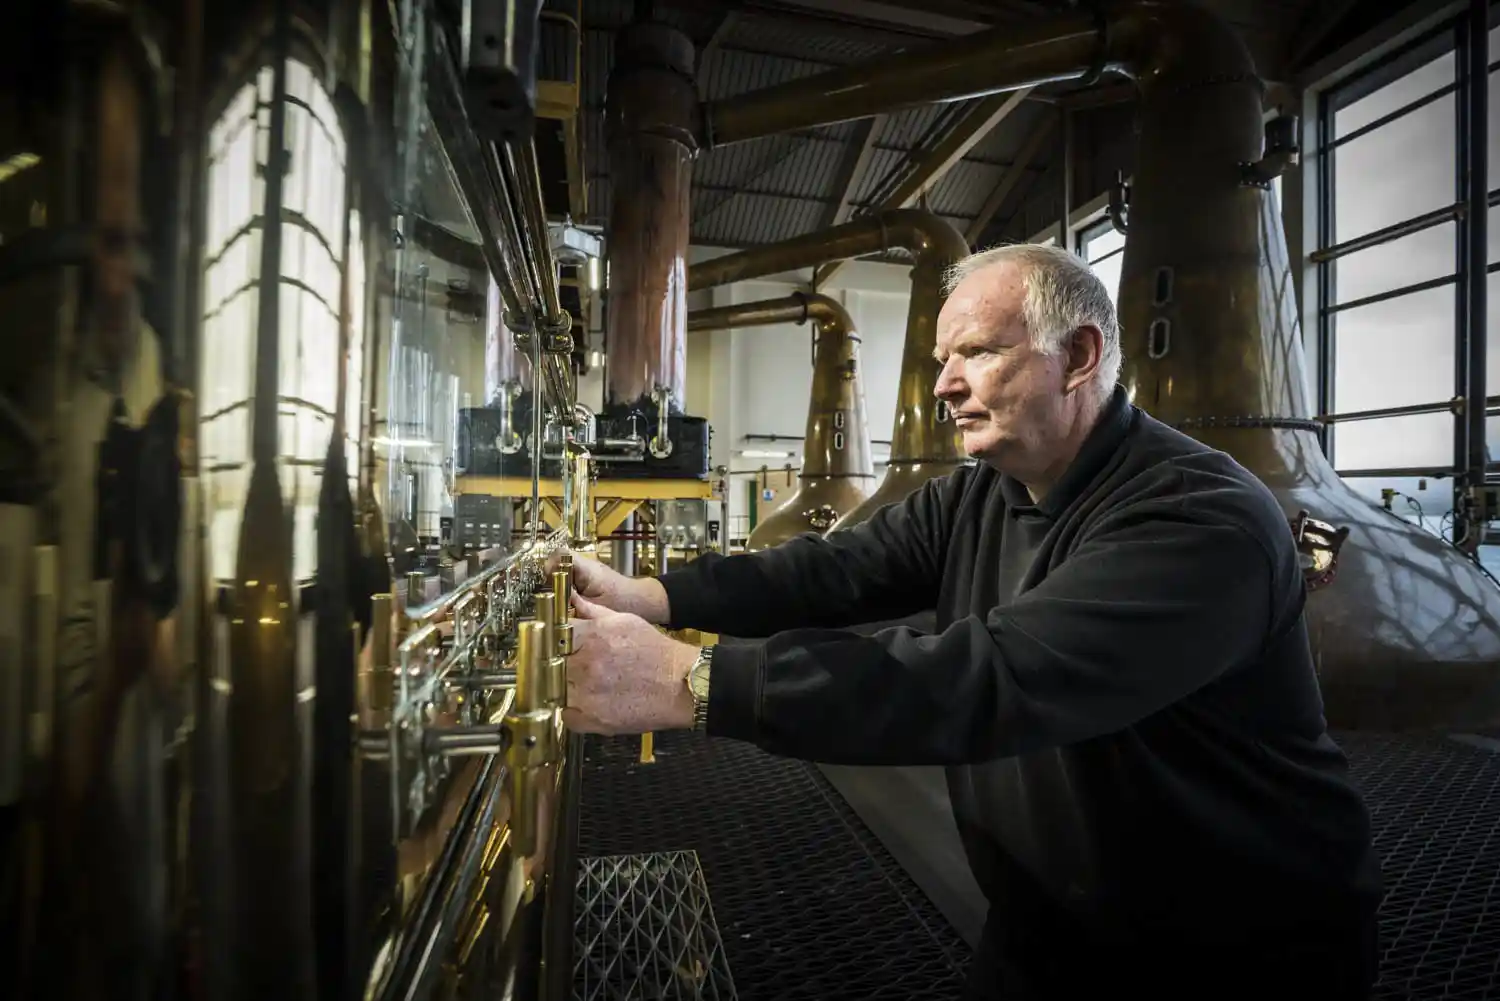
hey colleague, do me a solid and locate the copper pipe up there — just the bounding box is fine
[688,294,875,547]
[604,20,697,410]
[699,4,1254,148]
[702,11,1099,145]
[687,209,968,529]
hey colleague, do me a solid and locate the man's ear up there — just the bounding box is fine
[1062,324,1104,395]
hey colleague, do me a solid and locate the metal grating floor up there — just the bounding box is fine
[1339,732,1500,1001]
[573,730,1500,1001]
[573,732,970,1001]
[574,851,737,1001]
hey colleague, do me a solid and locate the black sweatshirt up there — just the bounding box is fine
[659,387,1383,989]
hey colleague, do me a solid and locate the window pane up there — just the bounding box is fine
[1490,63,1500,189]
[1084,226,1124,263]
[1339,474,1453,530]
[1486,273,1500,458]
[1090,251,1123,308]
[1334,48,1453,139]
[1333,92,1456,244]
[1330,221,1455,304]
[1333,412,1454,471]
[1331,285,1455,412]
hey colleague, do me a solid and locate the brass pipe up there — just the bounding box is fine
[552,567,574,661]
[702,12,1099,145]
[505,620,554,857]
[699,4,1255,149]
[532,589,559,706]
[688,293,875,547]
[687,209,968,529]
[564,444,597,553]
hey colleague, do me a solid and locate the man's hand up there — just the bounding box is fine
[563,593,699,735]
[552,550,670,624]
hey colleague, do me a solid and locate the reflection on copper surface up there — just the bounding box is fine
[604,22,698,410]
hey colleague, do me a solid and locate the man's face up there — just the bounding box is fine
[932,263,1087,470]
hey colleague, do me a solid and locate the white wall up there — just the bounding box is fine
[685,247,917,541]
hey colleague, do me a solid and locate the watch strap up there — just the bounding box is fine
[688,645,714,732]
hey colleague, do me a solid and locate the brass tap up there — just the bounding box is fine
[405,570,426,613]
[367,593,394,718]
[551,568,573,701]
[504,621,558,857]
[532,586,563,708]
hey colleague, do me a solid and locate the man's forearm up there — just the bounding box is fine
[626,576,671,625]
[699,518,1276,766]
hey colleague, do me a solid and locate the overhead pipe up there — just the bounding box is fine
[692,0,1500,730]
[604,19,696,415]
[687,209,968,530]
[427,16,574,423]
[688,293,875,548]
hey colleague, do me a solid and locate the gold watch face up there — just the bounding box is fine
[688,653,712,700]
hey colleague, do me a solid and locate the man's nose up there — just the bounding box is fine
[933,357,964,398]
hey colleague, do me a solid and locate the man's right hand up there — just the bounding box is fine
[567,551,671,625]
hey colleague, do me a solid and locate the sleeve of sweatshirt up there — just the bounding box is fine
[656,468,964,638]
[704,482,1286,765]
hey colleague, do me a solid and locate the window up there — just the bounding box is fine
[1316,27,1463,479]
[1079,220,1125,307]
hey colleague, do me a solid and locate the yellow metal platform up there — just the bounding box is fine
[456,475,716,536]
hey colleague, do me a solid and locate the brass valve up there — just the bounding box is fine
[504,620,560,857]
[552,567,573,657]
[367,592,394,716]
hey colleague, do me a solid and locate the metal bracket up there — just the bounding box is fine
[460,0,544,144]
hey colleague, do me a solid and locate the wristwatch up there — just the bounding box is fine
[686,645,714,732]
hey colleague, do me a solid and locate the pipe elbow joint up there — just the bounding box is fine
[794,291,856,343]
[878,209,969,269]
[1106,1,1260,97]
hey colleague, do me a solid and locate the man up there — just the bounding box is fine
[562,244,1384,998]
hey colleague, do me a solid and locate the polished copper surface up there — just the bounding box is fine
[686,210,969,532]
[603,22,697,409]
[688,293,875,547]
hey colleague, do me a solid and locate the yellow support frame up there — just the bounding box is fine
[457,474,718,766]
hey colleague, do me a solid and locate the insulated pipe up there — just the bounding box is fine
[688,293,875,548]
[687,209,968,529]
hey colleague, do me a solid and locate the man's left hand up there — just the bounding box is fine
[564,593,700,735]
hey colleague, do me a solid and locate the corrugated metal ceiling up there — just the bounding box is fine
[572,0,1314,252]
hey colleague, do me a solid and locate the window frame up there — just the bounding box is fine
[1312,10,1495,488]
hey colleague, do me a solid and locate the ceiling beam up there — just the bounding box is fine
[693,134,810,224]
[965,113,1055,245]
[813,87,1033,286]
[1289,0,1364,71]
[820,116,882,230]
[697,7,741,73]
